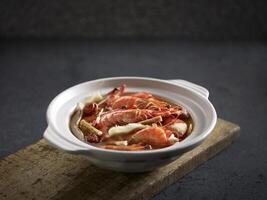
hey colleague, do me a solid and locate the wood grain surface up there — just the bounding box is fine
[0,119,240,200]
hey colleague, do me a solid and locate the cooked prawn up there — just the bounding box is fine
[112,96,149,109]
[100,143,152,151]
[98,84,125,109]
[112,95,174,110]
[131,127,170,148]
[96,109,180,133]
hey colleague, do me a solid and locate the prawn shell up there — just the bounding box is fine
[131,127,169,148]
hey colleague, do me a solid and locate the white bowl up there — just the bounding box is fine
[44,77,217,172]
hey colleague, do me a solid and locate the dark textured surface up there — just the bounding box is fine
[0,39,267,199]
[0,0,267,40]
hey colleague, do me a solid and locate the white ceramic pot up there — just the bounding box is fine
[44,77,217,172]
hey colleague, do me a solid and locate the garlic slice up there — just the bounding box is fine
[82,92,103,104]
[69,104,85,141]
[108,123,148,137]
[168,134,179,143]
[169,122,187,135]
[112,141,128,146]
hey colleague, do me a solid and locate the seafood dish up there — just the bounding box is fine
[70,84,193,151]
[45,77,217,171]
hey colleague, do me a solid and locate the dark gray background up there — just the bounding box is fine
[1,0,267,199]
[0,0,267,40]
[1,39,267,199]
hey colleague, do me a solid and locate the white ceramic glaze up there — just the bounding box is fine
[44,77,217,172]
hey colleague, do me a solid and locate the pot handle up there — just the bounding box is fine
[170,79,209,99]
[43,127,88,153]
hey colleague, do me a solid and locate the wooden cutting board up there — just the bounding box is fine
[0,118,239,200]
